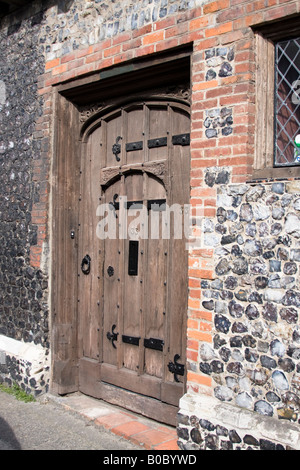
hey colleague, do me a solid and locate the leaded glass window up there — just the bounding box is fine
[274,37,300,166]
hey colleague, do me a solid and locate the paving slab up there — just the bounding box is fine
[47,392,179,450]
[0,390,140,450]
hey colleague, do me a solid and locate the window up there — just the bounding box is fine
[274,37,300,167]
[253,16,300,179]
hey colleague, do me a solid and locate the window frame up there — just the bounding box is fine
[253,16,300,179]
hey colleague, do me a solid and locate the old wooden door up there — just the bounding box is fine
[77,100,190,424]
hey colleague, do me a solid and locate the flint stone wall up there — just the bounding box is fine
[179,171,300,449]
[0,8,49,349]
[34,0,207,62]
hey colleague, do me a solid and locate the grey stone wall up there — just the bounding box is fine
[0,10,49,348]
[178,173,300,449]
[202,176,300,421]
[38,0,205,62]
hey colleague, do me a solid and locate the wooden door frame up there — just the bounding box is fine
[50,47,192,422]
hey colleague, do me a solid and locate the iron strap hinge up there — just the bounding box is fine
[172,133,190,146]
[126,141,143,152]
[148,137,167,148]
[113,133,190,159]
[121,336,164,351]
[144,338,164,351]
[148,134,190,147]
[168,354,185,382]
[122,335,140,346]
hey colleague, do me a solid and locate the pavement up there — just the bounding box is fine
[0,390,178,451]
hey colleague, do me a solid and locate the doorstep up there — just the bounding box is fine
[46,392,179,451]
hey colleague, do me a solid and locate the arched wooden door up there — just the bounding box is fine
[77,100,190,424]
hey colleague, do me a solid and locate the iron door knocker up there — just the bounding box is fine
[81,254,91,275]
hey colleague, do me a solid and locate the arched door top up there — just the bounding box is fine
[80,98,190,143]
[82,100,190,196]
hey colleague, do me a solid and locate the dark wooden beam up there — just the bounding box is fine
[58,46,192,106]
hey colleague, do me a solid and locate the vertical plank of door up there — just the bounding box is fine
[52,94,80,392]
[125,105,144,165]
[78,126,102,361]
[122,172,144,372]
[148,104,169,161]
[123,97,144,337]
[105,111,123,167]
[143,175,167,379]
[102,180,121,367]
[90,126,103,359]
[166,105,190,385]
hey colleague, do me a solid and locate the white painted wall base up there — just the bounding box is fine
[0,334,50,396]
[178,393,300,450]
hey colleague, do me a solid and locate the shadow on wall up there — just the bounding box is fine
[57,0,74,14]
[0,416,21,450]
[0,0,74,20]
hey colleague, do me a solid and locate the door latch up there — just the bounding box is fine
[168,354,185,382]
[107,324,119,349]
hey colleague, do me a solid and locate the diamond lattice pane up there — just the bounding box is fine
[274,37,300,166]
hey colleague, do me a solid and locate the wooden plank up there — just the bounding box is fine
[57,49,192,105]
[143,175,167,379]
[125,105,144,165]
[100,363,161,400]
[122,172,144,373]
[104,111,122,167]
[102,181,122,367]
[94,382,178,426]
[165,104,190,388]
[161,381,184,407]
[77,125,103,361]
[252,165,300,180]
[148,104,169,161]
[79,357,101,397]
[51,92,80,392]
[266,38,275,168]
[254,33,265,171]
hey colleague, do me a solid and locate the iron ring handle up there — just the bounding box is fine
[81,254,91,275]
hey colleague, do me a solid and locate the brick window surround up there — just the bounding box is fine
[253,15,300,180]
